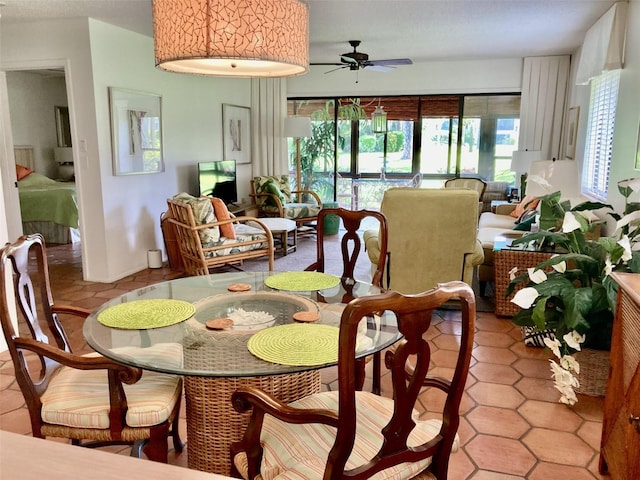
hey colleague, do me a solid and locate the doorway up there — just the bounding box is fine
[2,67,83,269]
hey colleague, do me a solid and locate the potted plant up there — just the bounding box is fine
[507,178,640,404]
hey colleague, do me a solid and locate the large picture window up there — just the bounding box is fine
[287,93,520,207]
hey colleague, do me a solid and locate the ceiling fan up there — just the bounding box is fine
[311,40,413,74]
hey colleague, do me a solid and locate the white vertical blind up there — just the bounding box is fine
[582,70,621,200]
[519,56,570,160]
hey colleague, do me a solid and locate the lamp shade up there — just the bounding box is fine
[284,116,311,138]
[526,160,580,199]
[152,0,309,78]
[510,150,543,174]
[371,105,387,133]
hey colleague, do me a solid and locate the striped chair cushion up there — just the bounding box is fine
[203,224,268,258]
[235,390,458,480]
[41,343,183,429]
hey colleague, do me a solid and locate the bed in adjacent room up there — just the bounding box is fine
[15,146,80,244]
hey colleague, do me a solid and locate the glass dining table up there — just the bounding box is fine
[83,271,400,475]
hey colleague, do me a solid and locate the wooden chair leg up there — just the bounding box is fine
[142,427,169,463]
[372,352,381,395]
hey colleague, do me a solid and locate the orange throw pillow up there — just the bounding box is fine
[210,197,236,239]
[16,165,33,181]
[509,195,540,218]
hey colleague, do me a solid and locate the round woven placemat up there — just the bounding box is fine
[97,299,196,329]
[247,323,339,366]
[264,271,340,291]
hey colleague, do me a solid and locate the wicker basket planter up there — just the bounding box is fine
[575,348,610,397]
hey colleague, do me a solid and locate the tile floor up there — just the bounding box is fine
[0,241,608,479]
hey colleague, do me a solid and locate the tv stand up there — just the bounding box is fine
[227,202,258,217]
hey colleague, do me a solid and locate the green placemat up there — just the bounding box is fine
[264,271,340,291]
[98,299,196,329]
[247,323,339,366]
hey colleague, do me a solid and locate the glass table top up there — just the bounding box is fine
[83,271,400,377]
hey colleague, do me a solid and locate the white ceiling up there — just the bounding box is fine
[0,0,617,66]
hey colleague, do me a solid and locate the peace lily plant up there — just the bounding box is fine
[507,177,640,405]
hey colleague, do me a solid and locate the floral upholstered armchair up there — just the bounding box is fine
[250,175,322,228]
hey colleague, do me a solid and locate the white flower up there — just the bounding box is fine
[511,287,539,309]
[604,255,613,276]
[557,385,579,406]
[544,337,562,359]
[561,212,581,233]
[563,331,586,351]
[616,210,640,232]
[549,360,579,388]
[551,254,566,273]
[527,267,547,284]
[560,354,580,374]
[509,266,518,281]
[618,235,632,262]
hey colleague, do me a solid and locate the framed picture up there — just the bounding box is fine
[635,119,640,170]
[109,87,163,176]
[54,106,72,147]
[565,106,579,160]
[222,104,251,164]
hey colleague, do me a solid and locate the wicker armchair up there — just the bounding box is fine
[166,195,274,275]
[250,175,322,228]
[0,234,183,462]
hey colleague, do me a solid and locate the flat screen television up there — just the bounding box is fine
[198,160,238,205]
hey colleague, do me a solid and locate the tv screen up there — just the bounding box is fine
[198,160,238,205]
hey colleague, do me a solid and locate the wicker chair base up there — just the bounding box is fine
[184,371,321,475]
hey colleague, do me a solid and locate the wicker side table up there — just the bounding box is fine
[494,248,553,317]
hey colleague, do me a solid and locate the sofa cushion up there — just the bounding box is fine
[509,195,540,218]
[210,197,236,239]
[478,212,517,230]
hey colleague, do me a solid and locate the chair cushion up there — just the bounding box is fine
[203,224,268,257]
[262,181,287,207]
[173,192,220,243]
[210,197,236,239]
[282,203,322,221]
[254,176,292,206]
[41,343,183,429]
[238,390,458,480]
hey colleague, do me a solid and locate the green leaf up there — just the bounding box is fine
[512,308,535,327]
[531,296,550,330]
[571,201,614,212]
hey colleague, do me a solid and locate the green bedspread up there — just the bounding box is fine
[18,173,78,229]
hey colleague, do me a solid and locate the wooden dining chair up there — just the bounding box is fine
[305,207,388,393]
[0,234,183,462]
[231,281,476,480]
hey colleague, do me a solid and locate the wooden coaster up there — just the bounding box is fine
[205,318,234,330]
[227,283,252,292]
[293,311,320,323]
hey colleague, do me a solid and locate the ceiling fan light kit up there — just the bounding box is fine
[152,0,309,78]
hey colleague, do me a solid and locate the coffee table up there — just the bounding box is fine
[250,217,297,256]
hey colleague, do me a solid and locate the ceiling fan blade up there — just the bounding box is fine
[365,65,395,73]
[323,65,349,74]
[368,58,413,66]
[310,62,344,66]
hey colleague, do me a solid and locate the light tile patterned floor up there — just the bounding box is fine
[0,241,607,479]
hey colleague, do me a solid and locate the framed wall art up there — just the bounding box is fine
[635,118,640,171]
[222,104,251,164]
[109,87,163,175]
[565,106,579,160]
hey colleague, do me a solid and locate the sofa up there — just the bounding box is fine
[481,181,511,212]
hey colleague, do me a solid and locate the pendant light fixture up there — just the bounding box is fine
[371,99,387,133]
[152,0,309,78]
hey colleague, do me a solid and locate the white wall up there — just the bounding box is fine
[288,58,523,97]
[7,72,68,178]
[1,18,252,282]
